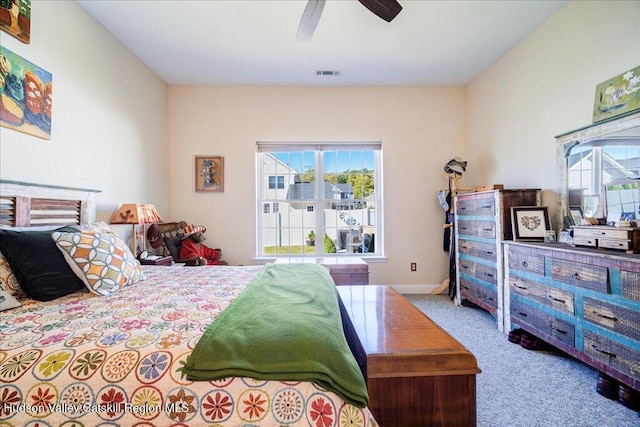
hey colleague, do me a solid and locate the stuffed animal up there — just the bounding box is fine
[179,224,222,265]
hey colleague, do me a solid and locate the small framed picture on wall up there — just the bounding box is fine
[195,155,224,192]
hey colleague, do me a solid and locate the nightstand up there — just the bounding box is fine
[140,255,173,266]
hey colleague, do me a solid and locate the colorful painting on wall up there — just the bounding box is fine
[195,155,224,192]
[0,45,52,139]
[592,65,640,123]
[0,0,31,44]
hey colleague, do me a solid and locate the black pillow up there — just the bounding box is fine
[0,226,85,301]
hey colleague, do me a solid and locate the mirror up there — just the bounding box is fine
[556,112,640,230]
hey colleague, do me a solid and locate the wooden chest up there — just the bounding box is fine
[338,286,479,426]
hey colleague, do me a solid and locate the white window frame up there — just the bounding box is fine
[255,141,384,260]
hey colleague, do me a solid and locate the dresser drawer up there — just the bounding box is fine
[572,236,597,247]
[456,197,495,216]
[620,270,640,302]
[460,277,497,309]
[457,220,496,239]
[573,227,631,240]
[550,259,609,294]
[583,298,640,341]
[458,259,497,285]
[508,247,545,276]
[598,238,631,251]
[583,330,640,383]
[510,299,575,347]
[509,275,574,315]
[458,239,497,262]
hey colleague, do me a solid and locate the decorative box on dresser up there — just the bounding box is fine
[504,241,640,393]
[454,189,541,331]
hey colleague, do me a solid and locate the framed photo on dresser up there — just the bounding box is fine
[511,206,550,241]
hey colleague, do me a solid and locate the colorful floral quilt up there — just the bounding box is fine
[0,265,378,426]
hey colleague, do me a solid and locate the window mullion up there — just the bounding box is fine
[314,151,323,255]
[594,147,602,194]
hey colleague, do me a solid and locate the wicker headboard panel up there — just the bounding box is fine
[0,180,100,228]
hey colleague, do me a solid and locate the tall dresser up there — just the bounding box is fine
[504,241,640,393]
[454,189,541,331]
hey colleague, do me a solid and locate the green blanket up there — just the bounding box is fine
[183,263,368,408]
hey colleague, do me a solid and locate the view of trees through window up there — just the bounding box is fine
[257,145,380,257]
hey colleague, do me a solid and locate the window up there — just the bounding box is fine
[257,141,382,257]
[568,144,640,217]
[268,175,285,189]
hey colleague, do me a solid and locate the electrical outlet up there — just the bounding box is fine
[411,262,417,272]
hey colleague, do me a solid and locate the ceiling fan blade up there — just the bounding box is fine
[296,0,326,41]
[358,0,402,22]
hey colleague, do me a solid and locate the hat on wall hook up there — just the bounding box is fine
[444,157,468,176]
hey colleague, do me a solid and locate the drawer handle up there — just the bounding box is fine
[460,244,469,250]
[592,310,618,321]
[521,261,528,267]
[461,264,470,269]
[485,251,494,255]
[460,227,468,230]
[551,326,567,335]
[572,273,580,280]
[592,345,616,358]
[514,284,528,290]
[481,205,492,209]
[517,311,528,317]
[459,207,467,211]
[548,295,565,303]
[482,228,493,231]
[483,272,494,277]
[487,297,495,301]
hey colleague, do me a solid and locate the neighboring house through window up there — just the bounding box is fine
[568,144,640,217]
[257,141,382,257]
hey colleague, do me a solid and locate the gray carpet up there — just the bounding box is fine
[405,294,639,427]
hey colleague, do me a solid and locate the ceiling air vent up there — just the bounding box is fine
[315,70,341,77]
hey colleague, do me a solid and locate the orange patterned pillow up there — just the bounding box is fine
[52,231,145,296]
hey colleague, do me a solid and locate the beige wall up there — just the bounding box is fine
[467,0,640,224]
[0,1,169,234]
[168,86,466,286]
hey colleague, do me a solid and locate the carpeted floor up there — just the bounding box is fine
[405,294,639,427]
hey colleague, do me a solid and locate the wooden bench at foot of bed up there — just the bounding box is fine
[337,286,481,427]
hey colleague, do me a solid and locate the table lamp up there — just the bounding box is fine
[109,204,163,255]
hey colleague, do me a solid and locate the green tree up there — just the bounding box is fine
[324,233,336,253]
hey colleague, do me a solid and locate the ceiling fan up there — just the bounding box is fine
[296,0,403,41]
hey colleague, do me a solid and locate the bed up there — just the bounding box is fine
[0,181,378,426]
[0,180,480,426]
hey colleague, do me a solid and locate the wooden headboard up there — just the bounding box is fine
[0,180,101,228]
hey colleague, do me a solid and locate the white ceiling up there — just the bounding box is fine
[77,0,567,87]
